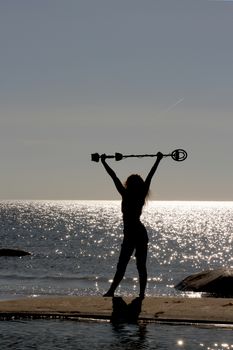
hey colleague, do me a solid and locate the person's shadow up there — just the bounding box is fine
[111,297,143,324]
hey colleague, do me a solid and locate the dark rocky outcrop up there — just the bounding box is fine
[0,249,31,257]
[175,268,233,297]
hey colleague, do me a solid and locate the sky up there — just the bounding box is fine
[0,0,233,201]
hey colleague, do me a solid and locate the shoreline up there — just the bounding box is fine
[0,296,233,325]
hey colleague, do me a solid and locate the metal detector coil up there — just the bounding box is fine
[170,149,187,162]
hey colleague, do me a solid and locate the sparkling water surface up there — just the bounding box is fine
[0,200,233,349]
[0,320,233,350]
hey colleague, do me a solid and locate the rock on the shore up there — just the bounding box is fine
[0,248,31,257]
[175,268,233,297]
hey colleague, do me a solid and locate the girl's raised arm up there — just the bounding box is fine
[101,156,125,196]
[144,152,163,194]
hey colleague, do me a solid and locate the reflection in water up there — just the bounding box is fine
[111,297,143,324]
[112,322,148,350]
[109,301,233,350]
[110,297,148,349]
[0,319,233,349]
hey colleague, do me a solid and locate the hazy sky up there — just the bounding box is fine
[0,0,233,201]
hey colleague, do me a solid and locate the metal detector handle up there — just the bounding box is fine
[115,153,123,161]
[91,153,115,162]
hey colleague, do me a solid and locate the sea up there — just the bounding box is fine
[0,200,233,349]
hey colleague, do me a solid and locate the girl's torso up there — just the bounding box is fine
[121,192,148,240]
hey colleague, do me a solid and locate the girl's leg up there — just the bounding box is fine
[137,264,147,299]
[104,242,134,297]
[135,240,148,299]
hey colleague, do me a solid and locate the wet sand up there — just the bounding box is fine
[0,296,233,324]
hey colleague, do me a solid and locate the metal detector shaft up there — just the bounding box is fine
[122,152,171,159]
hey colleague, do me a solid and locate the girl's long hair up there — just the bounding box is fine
[124,174,150,202]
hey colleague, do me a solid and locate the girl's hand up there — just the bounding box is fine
[101,154,107,162]
[157,152,163,161]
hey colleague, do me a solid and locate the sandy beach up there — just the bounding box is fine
[0,296,233,325]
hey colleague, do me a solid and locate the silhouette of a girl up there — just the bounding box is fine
[101,152,163,299]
